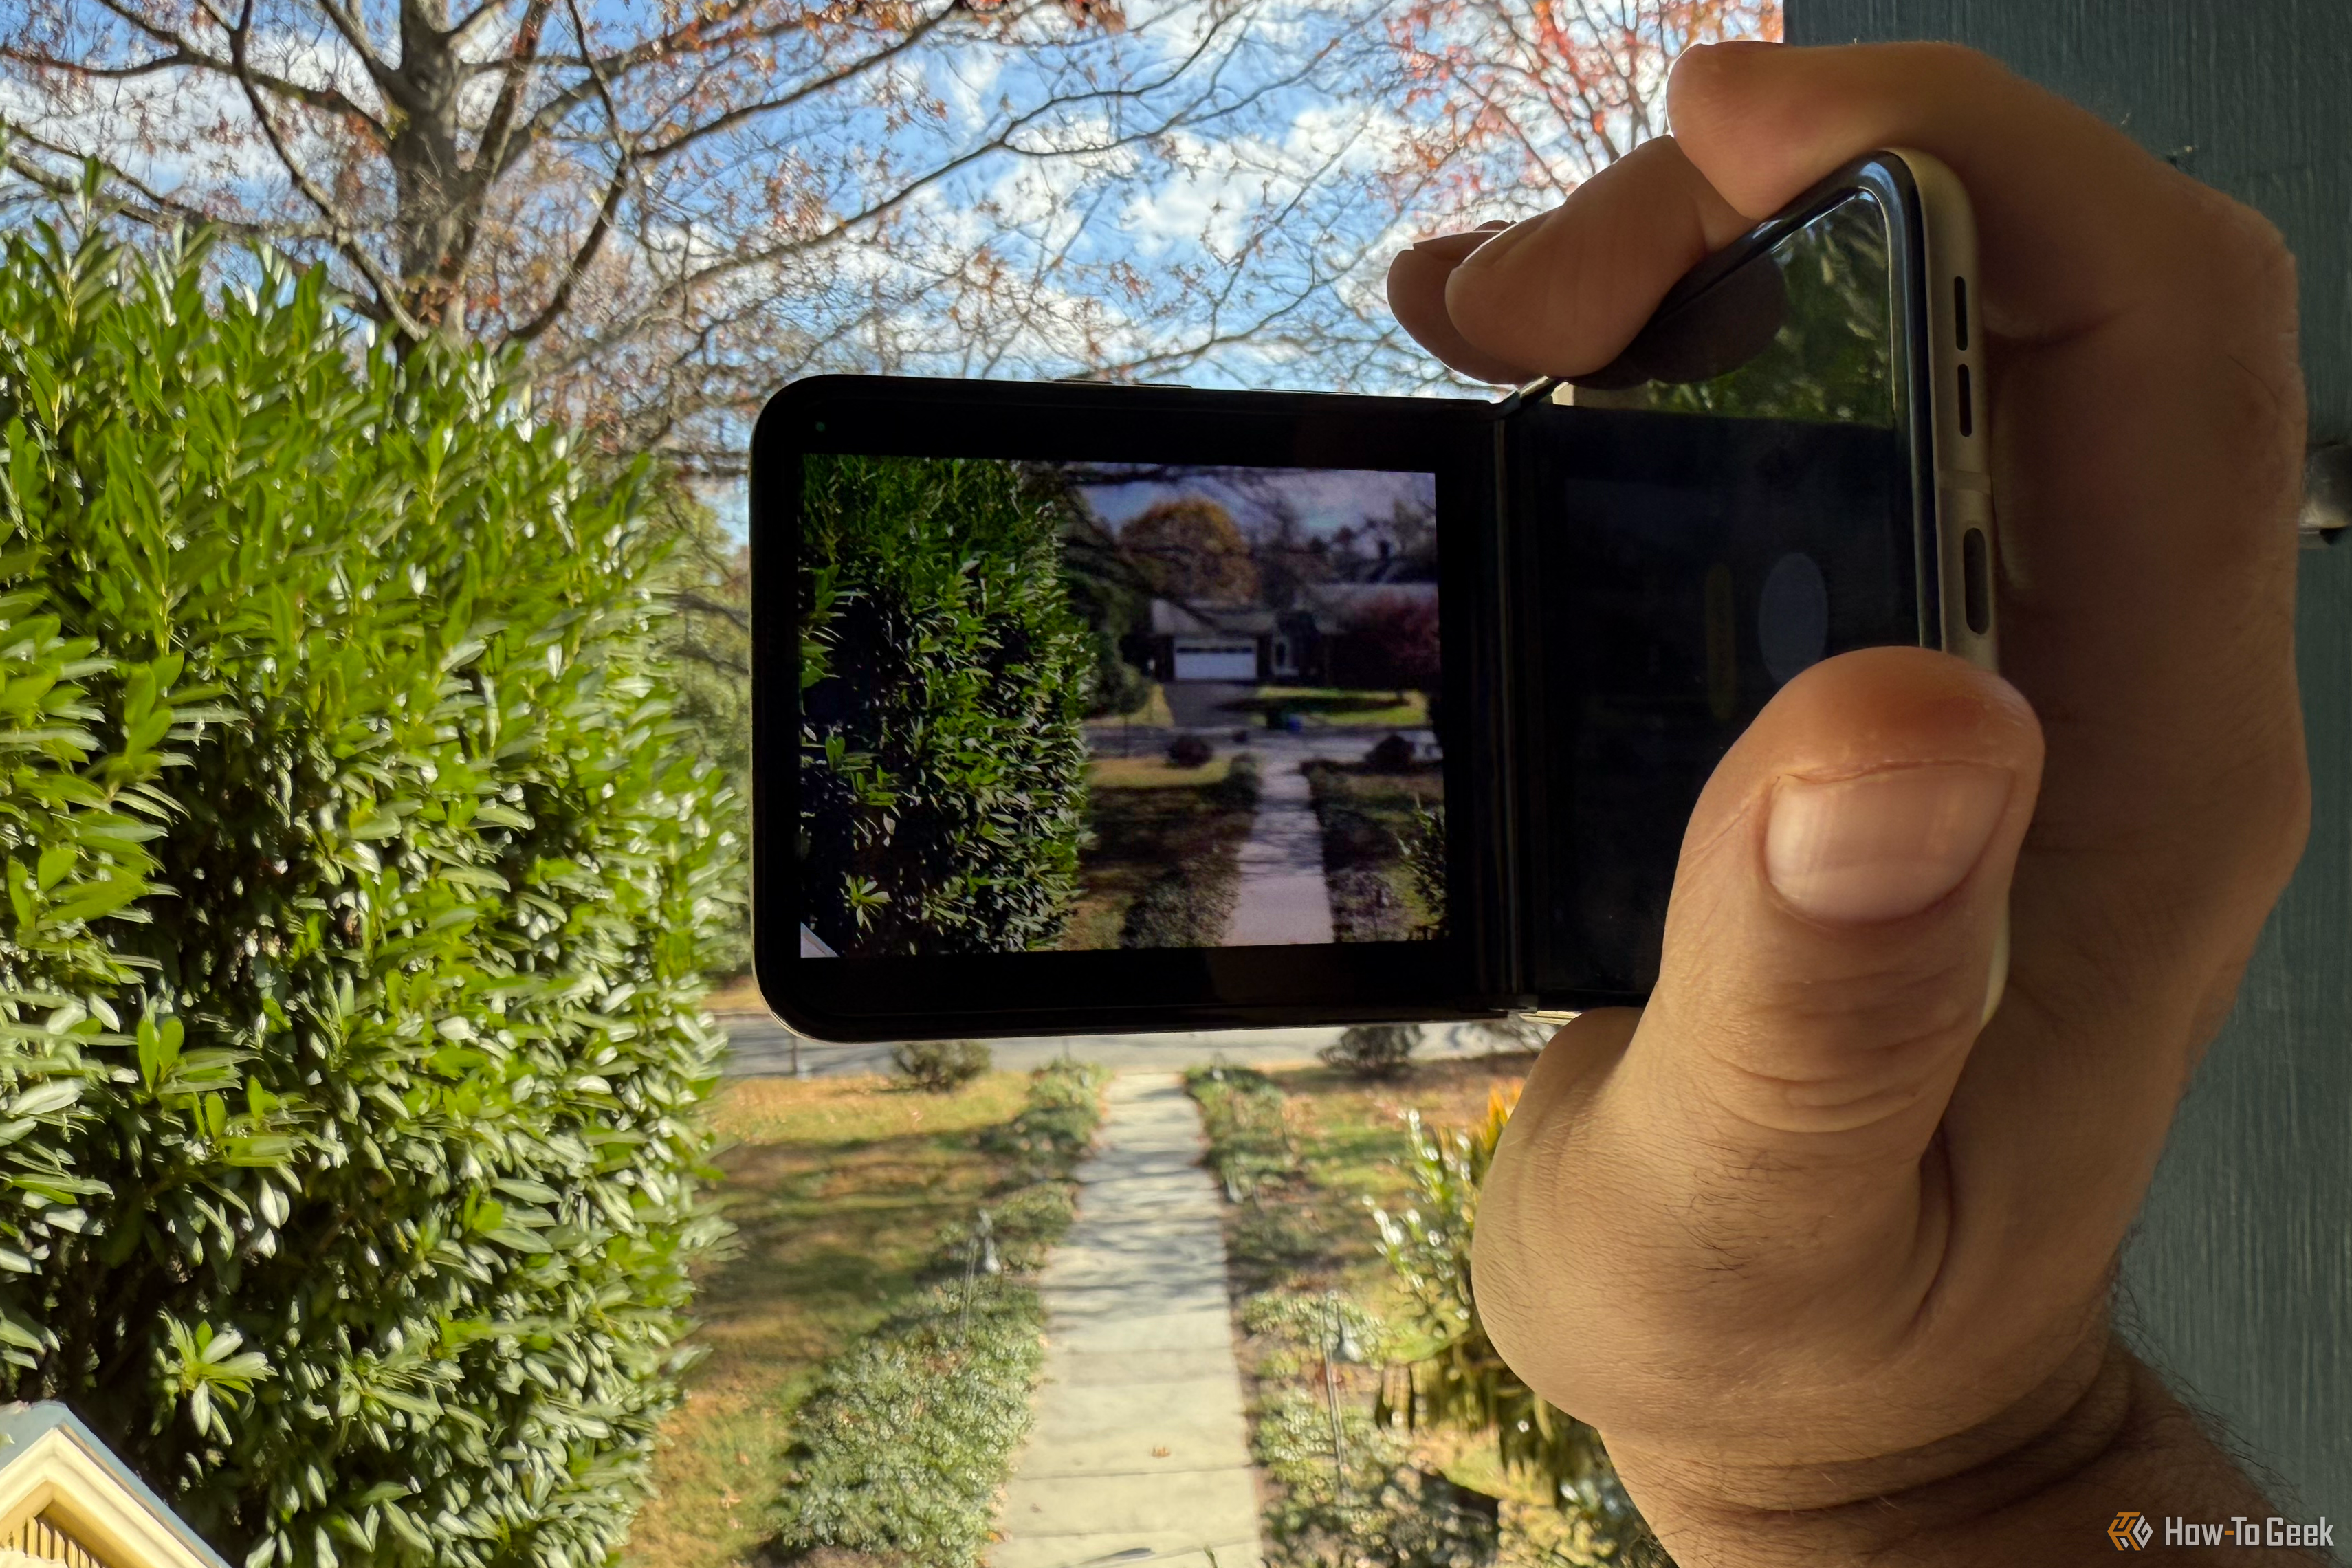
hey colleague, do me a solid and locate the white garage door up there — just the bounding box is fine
[1171,637,1258,682]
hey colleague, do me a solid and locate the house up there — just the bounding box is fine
[0,1404,230,1568]
[1132,581,1438,685]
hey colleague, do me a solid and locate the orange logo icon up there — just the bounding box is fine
[2111,1512,2153,1551]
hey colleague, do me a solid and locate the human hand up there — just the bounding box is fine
[1389,41,2311,1563]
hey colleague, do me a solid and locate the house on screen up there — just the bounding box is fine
[1132,581,1438,685]
[0,1403,230,1568]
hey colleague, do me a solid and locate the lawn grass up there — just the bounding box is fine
[1191,1051,1630,1565]
[1058,769,1255,949]
[619,1071,1031,1568]
[1227,685,1430,729]
[1302,760,1447,942]
[1089,753,1234,788]
[701,972,768,1016]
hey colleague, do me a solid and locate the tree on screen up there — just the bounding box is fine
[1121,498,1260,605]
[1345,589,1442,704]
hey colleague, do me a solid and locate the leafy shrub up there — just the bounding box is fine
[1185,1064,1297,1202]
[891,1038,992,1094]
[799,455,1092,956]
[942,1181,1075,1274]
[1364,732,1418,773]
[978,1057,1108,1182]
[1213,752,1263,811]
[1251,1387,1500,1568]
[775,1058,1105,1566]
[773,1281,1045,1568]
[1373,1094,1667,1565]
[1401,802,1448,940]
[1119,865,1240,949]
[0,227,732,1565]
[1167,732,1213,769]
[1320,1024,1420,1080]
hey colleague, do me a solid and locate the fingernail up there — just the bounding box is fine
[1765,764,2012,923]
[1409,223,1508,254]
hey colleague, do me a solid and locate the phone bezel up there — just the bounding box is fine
[751,377,1510,1039]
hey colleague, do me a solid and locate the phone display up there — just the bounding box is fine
[754,151,1986,1039]
[796,456,1447,959]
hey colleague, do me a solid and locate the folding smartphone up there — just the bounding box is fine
[752,152,1992,1041]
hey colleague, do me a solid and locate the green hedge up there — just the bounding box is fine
[0,227,733,1565]
[798,454,1092,956]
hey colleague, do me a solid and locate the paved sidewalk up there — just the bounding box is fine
[1222,738,1334,947]
[989,1073,1264,1568]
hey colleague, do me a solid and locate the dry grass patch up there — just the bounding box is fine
[621,1072,1029,1568]
[1090,752,1234,788]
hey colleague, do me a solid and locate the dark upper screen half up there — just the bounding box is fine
[1522,188,1917,997]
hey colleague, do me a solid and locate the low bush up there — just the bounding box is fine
[1252,1387,1500,1568]
[1364,732,1419,773]
[1402,803,1449,941]
[773,1059,1106,1567]
[1119,865,1240,948]
[1304,762,1444,944]
[1185,1064,1297,1202]
[978,1057,1110,1181]
[1167,732,1214,769]
[0,228,732,1565]
[1321,1023,1421,1080]
[892,1039,992,1093]
[1213,751,1264,811]
[773,1281,1046,1567]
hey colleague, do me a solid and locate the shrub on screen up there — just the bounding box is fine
[798,454,1092,956]
[0,224,734,1567]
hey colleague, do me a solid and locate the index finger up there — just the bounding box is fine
[1664,41,2283,348]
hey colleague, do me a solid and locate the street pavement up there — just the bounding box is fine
[718,1013,1545,1079]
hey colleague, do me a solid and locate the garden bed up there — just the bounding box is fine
[1187,1053,1664,1567]
[621,1063,1105,1568]
[1058,755,1260,948]
[1303,759,1447,942]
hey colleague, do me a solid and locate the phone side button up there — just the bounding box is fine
[1938,482,1998,668]
[1963,526,1992,635]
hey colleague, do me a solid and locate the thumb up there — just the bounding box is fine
[1470,647,2044,1454]
[1625,645,2042,1213]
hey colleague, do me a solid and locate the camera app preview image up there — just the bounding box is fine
[796,455,1447,959]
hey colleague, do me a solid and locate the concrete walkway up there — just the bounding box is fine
[990,1074,1264,1568]
[1221,739,1334,947]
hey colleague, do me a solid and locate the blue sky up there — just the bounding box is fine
[1075,463,1437,544]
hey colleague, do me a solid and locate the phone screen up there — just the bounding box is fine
[1517,188,1921,997]
[795,456,1448,961]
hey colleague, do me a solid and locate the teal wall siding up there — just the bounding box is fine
[1787,0,2351,1520]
